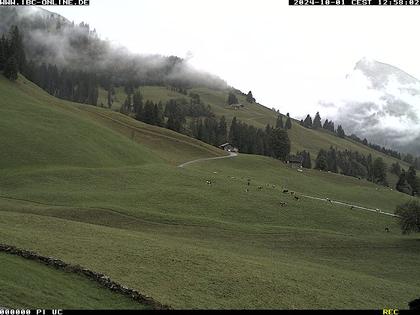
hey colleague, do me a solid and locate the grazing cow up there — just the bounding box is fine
[258,186,263,190]
[280,202,287,207]
[290,191,295,195]
[294,196,300,201]
[206,180,212,185]
[245,189,249,193]
[283,189,289,193]
[350,206,354,210]
[272,185,276,189]
[326,198,332,203]
[385,227,389,233]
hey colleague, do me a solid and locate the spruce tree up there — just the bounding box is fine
[4,56,18,81]
[313,112,322,129]
[217,116,227,144]
[337,125,345,138]
[315,149,328,171]
[303,115,313,128]
[285,116,292,129]
[143,101,156,125]
[246,91,255,103]
[373,157,388,186]
[107,85,114,109]
[0,35,6,72]
[269,128,290,161]
[396,170,413,195]
[407,166,419,196]
[227,92,239,105]
[156,102,165,127]
[326,147,338,173]
[300,151,312,169]
[228,117,239,146]
[154,103,164,127]
[276,115,284,129]
[133,90,143,116]
[8,26,26,73]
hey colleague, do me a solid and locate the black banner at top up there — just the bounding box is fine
[290,0,420,5]
[0,0,89,5]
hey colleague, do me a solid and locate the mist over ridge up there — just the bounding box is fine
[0,6,227,90]
[319,57,420,155]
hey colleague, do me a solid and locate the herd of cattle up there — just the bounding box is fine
[204,175,390,233]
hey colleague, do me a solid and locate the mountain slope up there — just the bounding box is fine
[0,76,419,309]
[103,85,411,186]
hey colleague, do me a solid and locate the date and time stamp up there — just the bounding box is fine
[290,0,420,5]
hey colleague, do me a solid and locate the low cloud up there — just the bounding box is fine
[319,58,420,155]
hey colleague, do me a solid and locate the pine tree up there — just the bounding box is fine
[285,116,292,129]
[276,115,284,129]
[217,116,227,144]
[0,35,6,72]
[155,102,165,127]
[270,128,290,161]
[407,166,419,196]
[8,26,26,73]
[143,101,156,125]
[4,56,18,81]
[227,92,238,105]
[300,151,312,169]
[246,91,256,103]
[396,170,413,195]
[228,117,239,146]
[154,103,164,127]
[373,157,388,186]
[107,85,114,109]
[337,125,345,138]
[303,115,313,128]
[313,112,322,129]
[315,149,328,171]
[326,147,338,173]
[133,90,143,116]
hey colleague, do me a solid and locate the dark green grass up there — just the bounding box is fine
[0,252,149,309]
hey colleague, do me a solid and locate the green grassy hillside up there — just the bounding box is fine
[1,76,419,309]
[0,253,148,309]
[98,85,410,185]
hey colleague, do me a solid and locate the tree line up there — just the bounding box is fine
[25,62,99,106]
[118,92,292,161]
[301,111,420,170]
[0,26,26,81]
[391,162,420,197]
[314,146,388,186]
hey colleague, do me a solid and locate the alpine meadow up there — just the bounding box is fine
[0,4,419,311]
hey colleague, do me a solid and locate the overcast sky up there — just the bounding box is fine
[42,0,420,118]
